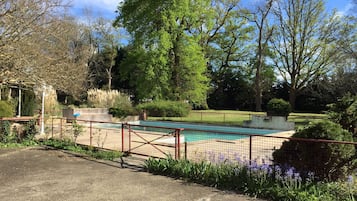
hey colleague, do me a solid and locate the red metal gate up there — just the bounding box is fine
[121,123,183,159]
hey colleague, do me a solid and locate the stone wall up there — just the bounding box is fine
[62,108,113,123]
[243,115,295,130]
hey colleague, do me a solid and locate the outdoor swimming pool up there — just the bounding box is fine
[96,121,282,142]
[134,121,281,142]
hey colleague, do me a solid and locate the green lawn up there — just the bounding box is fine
[148,110,327,128]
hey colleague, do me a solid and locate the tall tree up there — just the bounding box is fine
[202,0,256,110]
[115,0,209,105]
[92,18,121,90]
[334,15,357,63]
[243,0,275,111]
[270,0,341,109]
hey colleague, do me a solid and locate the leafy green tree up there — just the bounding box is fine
[114,0,209,105]
[270,0,342,109]
[334,15,357,63]
[197,0,256,110]
[295,76,336,112]
[207,70,254,110]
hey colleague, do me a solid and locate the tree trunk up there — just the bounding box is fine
[255,65,262,112]
[289,88,296,110]
[107,70,112,90]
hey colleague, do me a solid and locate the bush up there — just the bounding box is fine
[137,101,191,117]
[88,89,137,118]
[273,120,356,181]
[109,107,138,118]
[0,120,12,143]
[267,98,291,117]
[87,89,131,108]
[21,90,36,116]
[0,101,14,117]
[326,93,357,135]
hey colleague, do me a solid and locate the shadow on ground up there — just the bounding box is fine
[0,147,264,201]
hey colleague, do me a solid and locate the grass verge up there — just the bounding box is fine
[40,138,123,161]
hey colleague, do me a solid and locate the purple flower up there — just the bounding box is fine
[286,168,294,178]
[218,153,225,163]
[249,161,259,172]
[234,153,242,164]
[260,164,270,172]
[347,175,354,184]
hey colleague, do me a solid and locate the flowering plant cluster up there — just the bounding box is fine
[145,151,356,201]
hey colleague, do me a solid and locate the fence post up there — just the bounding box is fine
[184,142,187,160]
[60,118,63,139]
[249,135,252,166]
[174,129,177,159]
[121,123,124,152]
[177,129,181,160]
[89,121,93,147]
[128,124,131,154]
[223,113,226,123]
[200,112,203,121]
[51,118,54,138]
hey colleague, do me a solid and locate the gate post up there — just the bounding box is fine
[128,124,131,154]
[89,121,93,147]
[249,135,252,166]
[175,128,183,160]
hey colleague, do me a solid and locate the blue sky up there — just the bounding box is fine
[69,0,354,21]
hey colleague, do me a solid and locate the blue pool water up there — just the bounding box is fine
[96,121,282,142]
[137,121,281,142]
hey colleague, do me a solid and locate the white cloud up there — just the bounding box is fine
[336,2,353,17]
[70,0,123,19]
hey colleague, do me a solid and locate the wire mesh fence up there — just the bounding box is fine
[46,118,356,167]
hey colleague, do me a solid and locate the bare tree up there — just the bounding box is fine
[270,0,341,109]
[0,0,91,97]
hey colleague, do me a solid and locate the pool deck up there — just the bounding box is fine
[49,122,294,164]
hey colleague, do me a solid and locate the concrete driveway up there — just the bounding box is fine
[0,147,264,201]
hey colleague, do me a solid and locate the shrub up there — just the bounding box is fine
[87,89,131,108]
[0,101,14,117]
[137,101,191,117]
[267,98,291,117]
[88,89,136,118]
[0,120,12,143]
[21,90,36,116]
[273,120,356,181]
[109,107,138,118]
[326,93,357,135]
